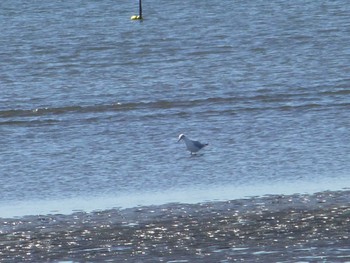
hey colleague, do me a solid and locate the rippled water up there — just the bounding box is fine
[1,0,350,217]
[1,191,350,262]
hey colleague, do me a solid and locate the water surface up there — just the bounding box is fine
[1,0,349,217]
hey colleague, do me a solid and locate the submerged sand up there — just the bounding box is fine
[1,190,349,262]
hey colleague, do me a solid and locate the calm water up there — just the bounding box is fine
[1,0,350,217]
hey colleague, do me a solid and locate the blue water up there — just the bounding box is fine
[1,0,350,217]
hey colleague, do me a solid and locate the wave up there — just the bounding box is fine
[1,91,349,125]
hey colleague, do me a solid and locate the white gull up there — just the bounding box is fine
[178,134,208,154]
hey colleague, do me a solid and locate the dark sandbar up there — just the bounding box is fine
[1,190,349,262]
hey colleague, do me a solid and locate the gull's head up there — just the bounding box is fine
[178,134,186,142]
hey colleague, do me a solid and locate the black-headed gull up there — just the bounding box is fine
[178,134,208,154]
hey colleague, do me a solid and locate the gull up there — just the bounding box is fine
[178,134,208,154]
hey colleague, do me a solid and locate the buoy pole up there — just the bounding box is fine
[138,0,142,19]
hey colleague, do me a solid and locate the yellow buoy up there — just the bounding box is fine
[131,15,142,20]
[131,0,143,20]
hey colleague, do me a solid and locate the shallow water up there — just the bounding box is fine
[1,190,349,262]
[1,0,350,217]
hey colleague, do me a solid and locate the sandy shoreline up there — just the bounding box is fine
[1,190,350,262]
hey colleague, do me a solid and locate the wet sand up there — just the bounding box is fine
[1,190,350,262]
